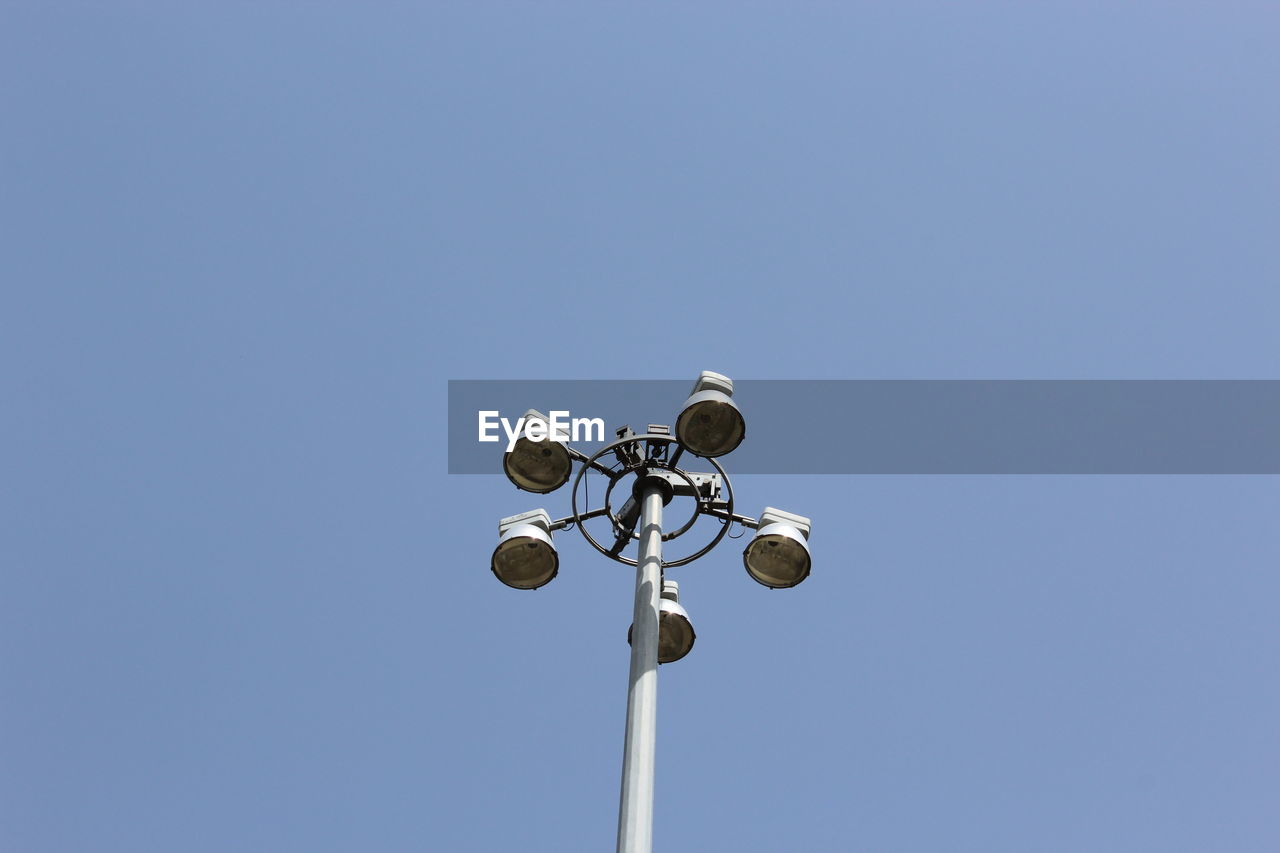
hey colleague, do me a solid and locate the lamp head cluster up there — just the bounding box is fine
[490,371,813,662]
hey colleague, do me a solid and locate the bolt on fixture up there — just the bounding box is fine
[486,371,812,853]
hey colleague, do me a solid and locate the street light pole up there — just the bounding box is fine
[617,482,665,853]
[488,372,815,851]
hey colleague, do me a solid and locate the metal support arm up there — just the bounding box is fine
[568,446,617,477]
[549,506,610,531]
[698,502,758,529]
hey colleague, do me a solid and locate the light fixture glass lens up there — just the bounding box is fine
[629,602,696,663]
[492,535,558,589]
[676,397,745,457]
[503,438,571,493]
[657,612,695,663]
[744,530,811,588]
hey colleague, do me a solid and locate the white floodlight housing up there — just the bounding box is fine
[675,371,745,458]
[491,508,559,590]
[629,580,696,664]
[743,507,812,589]
[503,409,573,494]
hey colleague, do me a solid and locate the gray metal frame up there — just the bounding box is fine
[563,432,751,568]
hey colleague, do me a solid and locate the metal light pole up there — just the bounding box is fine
[488,372,815,853]
[617,481,664,853]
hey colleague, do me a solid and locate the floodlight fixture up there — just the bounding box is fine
[503,409,572,493]
[743,507,812,589]
[628,580,696,664]
[491,508,559,589]
[675,371,745,458]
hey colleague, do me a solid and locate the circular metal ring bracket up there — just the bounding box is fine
[601,464,704,543]
[571,433,735,568]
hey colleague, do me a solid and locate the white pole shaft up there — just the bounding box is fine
[616,484,663,853]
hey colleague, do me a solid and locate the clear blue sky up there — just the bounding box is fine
[3,4,1278,851]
